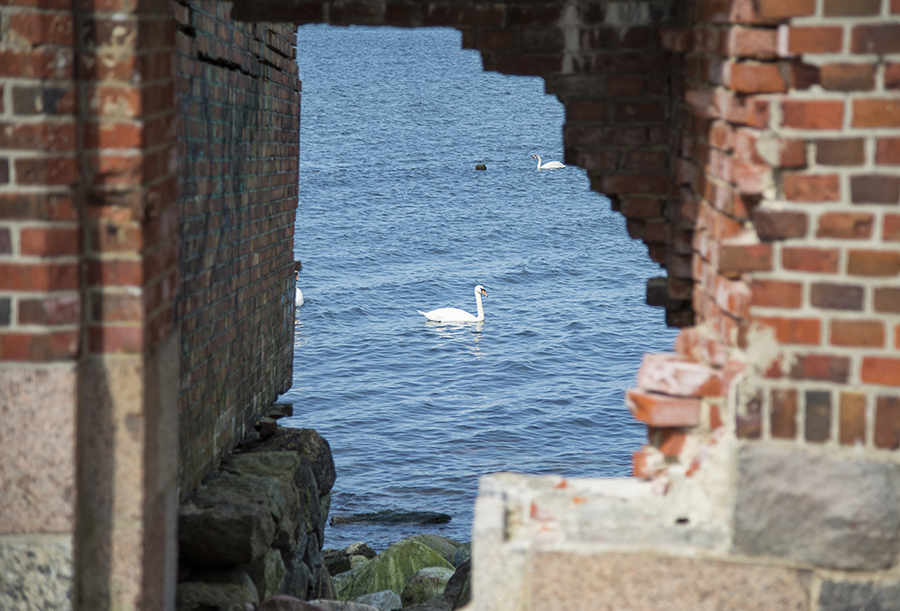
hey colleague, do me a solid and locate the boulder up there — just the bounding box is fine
[335,539,454,601]
[405,535,460,565]
[451,543,470,569]
[325,542,377,576]
[314,565,337,600]
[475,164,486,170]
[258,595,323,611]
[239,428,336,496]
[400,567,455,607]
[283,558,314,599]
[179,472,281,566]
[176,567,259,611]
[403,560,470,611]
[241,548,286,600]
[354,589,402,611]
[330,511,451,526]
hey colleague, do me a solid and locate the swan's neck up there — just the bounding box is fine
[535,156,542,170]
[475,292,484,321]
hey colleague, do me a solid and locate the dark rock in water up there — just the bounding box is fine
[330,511,451,526]
[475,164,486,170]
[238,428,336,496]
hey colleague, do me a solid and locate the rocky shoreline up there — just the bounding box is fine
[175,422,469,611]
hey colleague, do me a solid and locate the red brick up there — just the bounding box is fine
[783,247,840,273]
[0,330,79,361]
[831,320,885,347]
[783,173,840,202]
[847,250,900,277]
[18,295,80,325]
[626,388,701,427]
[15,157,77,185]
[851,175,900,204]
[620,197,663,219]
[632,445,659,479]
[782,100,844,130]
[615,101,666,123]
[0,122,76,153]
[817,138,866,166]
[875,396,900,448]
[840,392,867,446]
[877,138,900,164]
[566,100,608,121]
[825,0,880,13]
[598,174,670,195]
[790,354,850,382]
[0,262,79,291]
[820,63,876,91]
[874,288,900,313]
[0,194,76,221]
[20,226,81,256]
[816,212,874,239]
[771,388,798,439]
[658,428,687,457]
[752,210,808,240]
[751,279,803,308]
[852,24,900,54]
[88,325,143,354]
[885,215,900,242]
[726,27,778,59]
[805,390,832,442]
[758,0,815,18]
[811,283,864,311]
[719,242,774,275]
[87,260,144,286]
[863,358,900,386]
[894,0,900,13]
[853,99,900,128]
[886,63,900,89]
[637,354,725,397]
[0,49,74,80]
[788,26,843,54]
[607,76,644,96]
[756,316,821,344]
[728,62,787,93]
[7,13,75,46]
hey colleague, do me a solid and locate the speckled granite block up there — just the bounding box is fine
[0,536,73,610]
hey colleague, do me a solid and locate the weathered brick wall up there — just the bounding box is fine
[173,0,299,494]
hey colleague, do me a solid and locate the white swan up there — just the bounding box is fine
[532,154,565,170]
[419,285,487,323]
[295,270,304,306]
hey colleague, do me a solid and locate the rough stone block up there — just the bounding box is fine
[733,446,900,570]
[0,537,73,610]
[819,578,900,611]
[530,551,811,611]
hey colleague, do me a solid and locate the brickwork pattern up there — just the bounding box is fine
[174,0,299,494]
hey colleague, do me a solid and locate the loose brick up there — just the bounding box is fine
[753,209,808,240]
[806,391,832,442]
[783,173,840,202]
[820,64,876,91]
[790,354,850,383]
[788,26,843,54]
[875,396,900,448]
[811,283,864,311]
[831,320,885,347]
[817,212,874,239]
[817,138,865,166]
[877,138,900,165]
[853,100,900,128]
[783,247,840,273]
[874,287,900,313]
[771,388,798,439]
[852,24,900,54]
[751,279,803,308]
[851,175,900,205]
[840,392,867,446]
[637,354,724,397]
[782,100,844,130]
[756,316,821,344]
[863,358,900,386]
[848,250,900,277]
[626,388,701,427]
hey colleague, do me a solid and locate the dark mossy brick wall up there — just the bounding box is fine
[174,0,300,495]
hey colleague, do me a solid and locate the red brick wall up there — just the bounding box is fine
[173,0,300,493]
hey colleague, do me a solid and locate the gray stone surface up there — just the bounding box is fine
[733,446,900,570]
[179,472,280,566]
[819,579,900,611]
[258,595,323,611]
[354,589,402,610]
[176,567,259,611]
[239,428,336,496]
[0,537,73,610]
[242,548,286,601]
[309,600,380,611]
[451,543,470,569]
[401,566,454,606]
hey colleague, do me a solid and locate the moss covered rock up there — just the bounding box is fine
[335,539,453,600]
[401,566,455,606]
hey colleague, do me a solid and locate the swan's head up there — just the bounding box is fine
[475,284,487,296]
[531,154,539,160]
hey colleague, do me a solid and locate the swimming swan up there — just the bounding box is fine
[295,270,304,306]
[419,285,487,322]
[532,154,565,170]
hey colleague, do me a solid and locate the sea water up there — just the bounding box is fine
[280,25,678,551]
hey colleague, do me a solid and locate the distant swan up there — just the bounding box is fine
[295,270,304,306]
[532,154,565,170]
[419,285,487,323]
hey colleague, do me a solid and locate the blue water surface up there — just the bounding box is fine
[280,25,678,551]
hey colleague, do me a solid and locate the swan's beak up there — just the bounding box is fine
[480,288,487,296]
